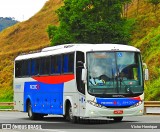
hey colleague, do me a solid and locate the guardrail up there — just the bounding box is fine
[0,101,160,114]
[144,101,160,107]
[0,102,14,106]
[1,101,160,106]
[144,101,160,114]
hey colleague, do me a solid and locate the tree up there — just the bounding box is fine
[47,0,131,45]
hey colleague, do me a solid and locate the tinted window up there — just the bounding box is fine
[31,58,40,76]
[15,61,22,77]
[15,53,75,78]
[22,59,31,76]
[51,55,62,74]
[68,53,74,73]
[40,57,50,75]
[62,53,74,74]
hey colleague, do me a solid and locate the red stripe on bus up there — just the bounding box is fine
[132,96,141,101]
[32,74,74,84]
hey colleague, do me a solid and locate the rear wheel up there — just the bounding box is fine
[113,117,123,122]
[27,101,43,120]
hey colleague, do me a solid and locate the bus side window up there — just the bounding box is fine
[62,53,74,74]
[68,53,74,73]
[22,59,31,77]
[15,61,23,77]
[51,55,62,74]
[40,56,50,75]
[63,54,69,73]
[31,58,40,76]
[76,51,85,94]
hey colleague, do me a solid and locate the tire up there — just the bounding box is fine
[27,101,43,120]
[113,117,123,122]
[66,104,78,123]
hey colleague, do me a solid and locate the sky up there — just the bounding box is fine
[0,0,48,22]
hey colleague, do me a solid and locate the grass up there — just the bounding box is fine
[0,88,13,109]
[0,106,13,109]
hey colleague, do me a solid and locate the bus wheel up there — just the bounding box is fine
[67,104,77,123]
[27,101,38,120]
[113,117,123,122]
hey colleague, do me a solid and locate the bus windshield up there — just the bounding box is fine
[87,51,143,97]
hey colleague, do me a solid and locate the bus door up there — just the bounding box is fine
[76,65,85,116]
[76,51,86,116]
[78,93,85,116]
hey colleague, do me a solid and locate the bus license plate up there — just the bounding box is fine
[114,110,123,114]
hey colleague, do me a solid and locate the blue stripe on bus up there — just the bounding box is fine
[24,81,63,114]
[96,97,140,107]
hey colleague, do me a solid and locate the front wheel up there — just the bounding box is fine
[66,104,78,123]
[113,117,123,122]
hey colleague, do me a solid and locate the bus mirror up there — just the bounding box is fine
[143,63,149,80]
[144,68,149,80]
[82,69,87,83]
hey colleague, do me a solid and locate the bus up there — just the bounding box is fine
[14,44,148,123]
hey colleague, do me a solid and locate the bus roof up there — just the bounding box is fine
[15,44,140,61]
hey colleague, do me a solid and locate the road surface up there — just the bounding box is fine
[0,111,160,131]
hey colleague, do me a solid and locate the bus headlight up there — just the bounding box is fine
[131,100,143,108]
[87,100,106,108]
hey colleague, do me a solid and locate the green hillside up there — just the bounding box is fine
[128,0,160,100]
[0,0,159,102]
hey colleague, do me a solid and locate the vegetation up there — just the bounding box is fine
[127,0,160,100]
[0,106,13,109]
[0,17,18,32]
[0,0,63,102]
[0,0,160,102]
[47,0,132,45]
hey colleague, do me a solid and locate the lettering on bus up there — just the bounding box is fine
[101,101,117,105]
[30,84,40,90]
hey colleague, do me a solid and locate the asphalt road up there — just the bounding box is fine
[0,111,160,132]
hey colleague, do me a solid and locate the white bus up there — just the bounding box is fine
[14,44,148,123]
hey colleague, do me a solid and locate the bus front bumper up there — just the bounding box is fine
[84,102,144,118]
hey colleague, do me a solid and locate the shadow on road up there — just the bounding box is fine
[22,116,139,124]
[17,116,140,129]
